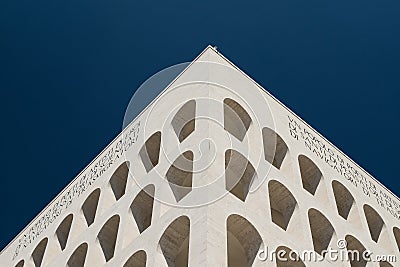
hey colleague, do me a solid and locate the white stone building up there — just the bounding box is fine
[1,46,399,267]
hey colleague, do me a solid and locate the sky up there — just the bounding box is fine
[1,0,400,251]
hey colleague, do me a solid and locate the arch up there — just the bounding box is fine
[332,181,362,228]
[262,127,289,169]
[275,245,306,267]
[227,214,263,267]
[308,209,335,255]
[81,188,100,226]
[159,216,190,267]
[172,100,196,142]
[332,181,355,219]
[56,214,73,250]
[97,215,120,262]
[123,250,147,267]
[345,235,368,267]
[67,243,88,267]
[15,260,24,267]
[123,185,155,248]
[363,204,385,242]
[393,227,400,251]
[140,131,161,172]
[298,155,322,195]
[110,161,130,200]
[130,184,155,233]
[223,98,251,141]
[31,238,48,267]
[268,180,297,230]
[225,149,256,202]
[166,151,193,202]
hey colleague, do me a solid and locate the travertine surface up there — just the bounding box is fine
[1,46,399,267]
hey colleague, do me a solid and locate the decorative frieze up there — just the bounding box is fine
[288,115,400,220]
[12,122,140,259]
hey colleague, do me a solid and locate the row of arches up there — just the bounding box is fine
[220,97,400,260]
[169,97,253,143]
[16,166,398,267]
[95,215,188,267]
[139,98,290,203]
[136,213,396,267]
[89,183,156,264]
[227,212,395,267]
[269,176,400,254]
[14,212,395,267]
[88,149,399,267]
[14,239,88,267]
[138,99,197,176]
[223,128,400,256]
[138,97,290,174]
[22,155,398,266]
[15,160,155,267]
[268,178,399,263]
[101,160,399,266]
[142,136,194,202]
[14,96,399,266]
[140,135,284,205]
[297,155,399,252]
[138,97,291,204]
[138,97,400,257]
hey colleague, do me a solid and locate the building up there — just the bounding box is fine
[1,46,399,267]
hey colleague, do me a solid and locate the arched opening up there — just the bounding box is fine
[223,98,251,141]
[262,127,288,169]
[123,185,155,248]
[332,181,354,219]
[31,238,48,267]
[166,151,193,202]
[268,180,297,230]
[393,227,400,251]
[81,188,100,226]
[67,243,88,267]
[130,184,155,233]
[332,181,361,227]
[275,245,306,267]
[110,161,130,201]
[308,209,335,255]
[172,100,196,142]
[227,214,263,267]
[56,214,73,250]
[140,131,161,173]
[298,155,322,195]
[363,204,385,242]
[15,260,24,267]
[345,235,368,267]
[123,250,147,267]
[159,216,190,267]
[225,149,256,202]
[97,215,120,262]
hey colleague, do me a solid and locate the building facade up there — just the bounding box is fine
[1,46,399,267]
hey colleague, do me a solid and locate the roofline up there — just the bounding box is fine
[211,46,400,203]
[2,44,399,257]
[0,45,214,256]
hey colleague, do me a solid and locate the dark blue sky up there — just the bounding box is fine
[1,0,399,250]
